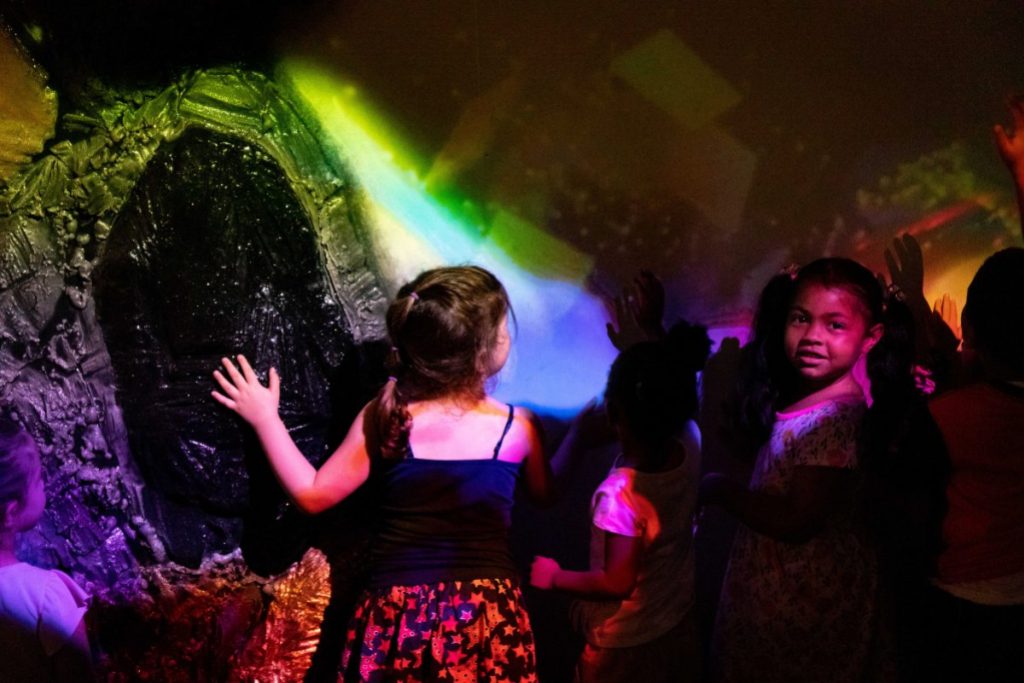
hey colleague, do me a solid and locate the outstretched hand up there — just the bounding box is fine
[211,355,280,428]
[884,233,925,301]
[995,97,1024,241]
[994,96,1024,175]
[605,270,666,350]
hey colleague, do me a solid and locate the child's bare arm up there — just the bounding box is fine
[994,97,1024,242]
[700,467,853,543]
[519,409,555,505]
[531,532,641,599]
[212,355,369,514]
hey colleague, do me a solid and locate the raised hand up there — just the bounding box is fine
[605,284,647,351]
[211,355,280,428]
[995,97,1024,241]
[994,96,1024,174]
[604,271,667,350]
[884,233,925,301]
[631,270,666,339]
[932,293,961,342]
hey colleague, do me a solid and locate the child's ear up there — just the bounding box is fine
[862,322,884,353]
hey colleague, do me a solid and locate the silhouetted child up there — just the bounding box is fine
[531,335,708,683]
[0,414,92,682]
[925,248,1024,681]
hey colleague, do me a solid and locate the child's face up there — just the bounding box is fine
[784,283,881,390]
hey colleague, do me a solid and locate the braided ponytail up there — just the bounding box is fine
[370,293,417,460]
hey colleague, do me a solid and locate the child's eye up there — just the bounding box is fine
[829,321,846,331]
[788,313,807,324]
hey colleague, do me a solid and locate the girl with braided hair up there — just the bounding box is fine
[213,265,551,682]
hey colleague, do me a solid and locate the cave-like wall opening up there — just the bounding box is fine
[94,126,362,570]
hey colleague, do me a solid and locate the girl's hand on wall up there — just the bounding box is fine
[211,355,280,428]
[530,556,561,590]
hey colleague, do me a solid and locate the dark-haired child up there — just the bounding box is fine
[213,265,551,682]
[701,258,892,682]
[0,415,92,682]
[925,247,1024,680]
[531,335,708,683]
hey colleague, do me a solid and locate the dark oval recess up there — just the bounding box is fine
[94,126,367,571]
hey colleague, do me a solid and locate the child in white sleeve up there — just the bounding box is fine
[532,340,704,682]
[0,414,92,682]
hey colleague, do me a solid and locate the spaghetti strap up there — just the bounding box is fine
[491,405,515,459]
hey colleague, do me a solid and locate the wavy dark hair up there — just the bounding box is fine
[738,257,914,445]
[368,266,512,459]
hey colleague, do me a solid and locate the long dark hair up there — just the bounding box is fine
[738,257,912,444]
[369,265,512,459]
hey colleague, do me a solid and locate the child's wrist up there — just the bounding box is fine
[250,411,283,432]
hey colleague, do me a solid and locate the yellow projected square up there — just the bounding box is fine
[611,29,741,130]
[664,123,757,232]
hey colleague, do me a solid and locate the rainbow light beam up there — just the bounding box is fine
[279,59,618,416]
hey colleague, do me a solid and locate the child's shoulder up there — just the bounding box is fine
[482,399,542,462]
[0,563,89,658]
[0,562,88,608]
[0,560,60,584]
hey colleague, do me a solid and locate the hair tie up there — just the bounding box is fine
[885,283,906,303]
[409,291,419,302]
[387,375,398,384]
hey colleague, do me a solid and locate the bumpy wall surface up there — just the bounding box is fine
[0,66,389,680]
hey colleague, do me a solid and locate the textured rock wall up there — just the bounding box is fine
[0,67,389,679]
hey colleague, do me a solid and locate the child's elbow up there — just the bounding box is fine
[293,489,338,515]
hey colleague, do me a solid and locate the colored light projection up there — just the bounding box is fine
[857,142,1020,322]
[280,59,615,415]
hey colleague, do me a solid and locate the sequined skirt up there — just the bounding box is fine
[340,577,537,682]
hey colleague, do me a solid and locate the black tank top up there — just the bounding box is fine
[368,405,521,587]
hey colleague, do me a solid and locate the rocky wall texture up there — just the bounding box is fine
[0,66,389,679]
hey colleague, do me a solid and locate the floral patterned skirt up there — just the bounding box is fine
[340,577,537,682]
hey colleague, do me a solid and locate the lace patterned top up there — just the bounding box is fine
[711,398,882,682]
